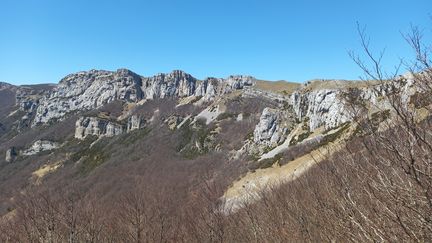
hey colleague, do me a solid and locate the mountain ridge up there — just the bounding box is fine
[0,67,419,209]
[0,66,430,242]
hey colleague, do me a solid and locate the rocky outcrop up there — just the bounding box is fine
[196,105,223,125]
[225,75,255,89]
[21,140,59,156]
[32,69,256,126]
[289,75,418,131]
[195,78,220,101]
[141,70,196,99]
[33,69,144,126]
[75,117,124,139]
[193,76,254,101]
[290,89,349,130]
[127,115,144,132]
[5,147,17,162]
[15,86,52,113]
[253,108,292,147]
[75,115,146,139]
[4,141,58,161]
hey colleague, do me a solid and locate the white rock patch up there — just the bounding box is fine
[22,140,59,156]
[196,105,222,125]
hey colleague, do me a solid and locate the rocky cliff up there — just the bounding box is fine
[0,67,425,229]
[1,68,417,166]
[253,107,292,147]
[290,89,349,130]
[75,114,145,140]
[29,69,255,126]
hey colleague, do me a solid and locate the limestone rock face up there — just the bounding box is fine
[5,147,17,162]
[12,85,54,130]
[194,78,219,101]
[106,122,124,137]
[225,75,255,89]
[141,70,197,99]
[31,69,256,126]
[194,76,255,101]
[33,69,144,126]
[127,115,144,132]
[290,89,349,130]
[75,115,146,139]
[288,75,418,131]
[16,86,52,113]
[22,140,59,156]
[253,108,290,147]
[75,117,124,140]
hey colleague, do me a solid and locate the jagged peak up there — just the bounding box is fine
[51,69,262,87]
[148,70,197,81]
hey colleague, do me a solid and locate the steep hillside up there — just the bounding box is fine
[0,68,430,242]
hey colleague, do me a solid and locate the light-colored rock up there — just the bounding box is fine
[106,122,124,137]
[141,70,196,99]
[5,147,17,162]
[236,113,243,122]
[253,108,291,147]
[75,117,124,140]
[225,75,255,89]
[195,78,219,101]
[127,115,144,132]
[196,105,223,125]
[21,140,59,156]
[32,69,256,126]
[254,108,279,144]
[258,123,303,161]
[33,69,144,126]
[75,114,148,139]
[290,89,349,130]
[177,115,192,129]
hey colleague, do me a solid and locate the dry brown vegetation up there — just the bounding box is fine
[0,25,431,242]
[254,80,301,94]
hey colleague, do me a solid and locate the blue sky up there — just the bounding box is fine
[0,0,430,85]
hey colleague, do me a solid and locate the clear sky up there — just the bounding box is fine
[0,0,430,85]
